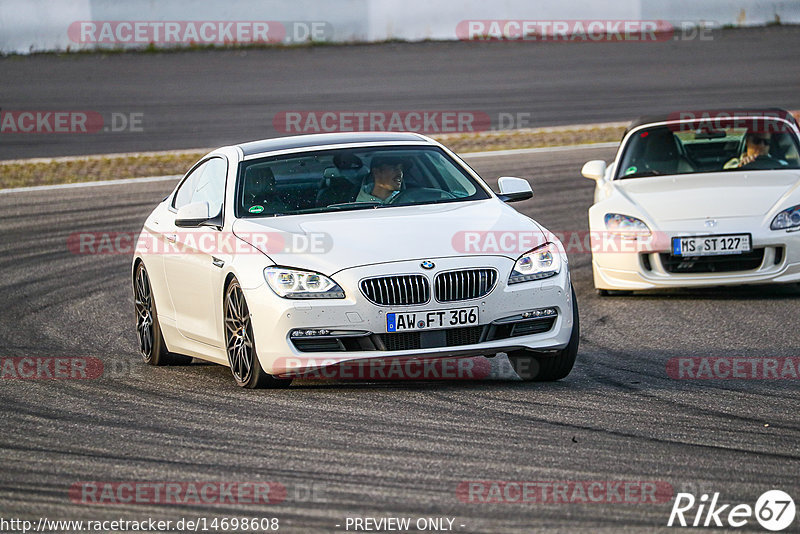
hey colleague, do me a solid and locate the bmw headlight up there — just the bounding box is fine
[771,204,800,231]
[264,267,345,299]
[604,213,651,238]
[509,243,560,284]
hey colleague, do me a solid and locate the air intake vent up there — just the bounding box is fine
[360,275,430,306]
[659,249,764,273]
[435,268,498,302]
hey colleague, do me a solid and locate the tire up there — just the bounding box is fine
[133,262,192,366]
[596,288,633,297]
[224,278,291,389]
[507,286,579,381]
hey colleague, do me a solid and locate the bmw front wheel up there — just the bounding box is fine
[507,286,579,381]
[224,278,291,389]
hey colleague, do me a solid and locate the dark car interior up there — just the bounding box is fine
[237,148,487,216]
[618,125,800,179]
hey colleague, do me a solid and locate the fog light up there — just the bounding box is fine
[291,329,333,338]
[521,307,557,319]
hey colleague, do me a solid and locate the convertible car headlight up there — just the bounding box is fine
[770,204,800,231]
[264,267,345,299]
[509,243,560,284]
[604,213,651,237]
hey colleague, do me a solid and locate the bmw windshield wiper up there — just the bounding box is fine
[276,202,382,216]
[325,202,382,210]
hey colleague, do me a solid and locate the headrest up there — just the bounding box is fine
[245,166,276,190]
[643,129,678,161]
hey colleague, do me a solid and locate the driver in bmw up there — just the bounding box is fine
[356,156,405,203]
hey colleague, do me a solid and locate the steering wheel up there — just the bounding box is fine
[388,188,456,205]
[739,155,777,170]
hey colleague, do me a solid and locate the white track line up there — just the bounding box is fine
[0,174,182,195]
[462,141,618,159]
[0,142,619,195]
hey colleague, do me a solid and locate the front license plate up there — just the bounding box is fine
[386,307,479,333]
[672,234,752,256]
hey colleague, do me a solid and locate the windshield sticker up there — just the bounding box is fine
[248,205,264,214]
[624,166,638,176]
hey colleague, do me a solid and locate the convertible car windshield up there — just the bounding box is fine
[236,146,490,217]
[617,124,800,179]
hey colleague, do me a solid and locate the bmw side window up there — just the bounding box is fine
[191,157,227,217]
[173,161,208,210]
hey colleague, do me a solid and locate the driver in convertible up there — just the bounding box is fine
[724,131,788,169]
[356,156,405,203]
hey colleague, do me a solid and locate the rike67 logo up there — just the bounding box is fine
[668,490,796,531]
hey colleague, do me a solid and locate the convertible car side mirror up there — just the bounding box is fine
[497,176,533,202]
[581,160,607,181]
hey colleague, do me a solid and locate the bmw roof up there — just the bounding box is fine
[237,132,432,157]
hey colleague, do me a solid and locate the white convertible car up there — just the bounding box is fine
[133,132,578,387]
[582,109,800,294]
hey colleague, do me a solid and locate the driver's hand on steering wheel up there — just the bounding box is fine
[738,154,759,168]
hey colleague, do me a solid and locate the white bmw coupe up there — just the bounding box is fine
[582,109,800,294]
[133,132,578,387]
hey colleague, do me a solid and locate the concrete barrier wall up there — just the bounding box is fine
[1,0,797,54]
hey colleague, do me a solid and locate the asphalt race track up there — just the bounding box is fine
[1,146,798,532]
[2,26,800,159]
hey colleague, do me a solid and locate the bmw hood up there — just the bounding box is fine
[612,170,800,222]
[232,200,545,274]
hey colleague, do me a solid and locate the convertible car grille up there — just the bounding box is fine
[360,275,430,306]
[434,268,498,302]
[659,249,765,273]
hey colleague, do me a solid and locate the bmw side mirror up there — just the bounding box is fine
[581,160,607,181]
[497,176,533,202]
[176,201,218,228]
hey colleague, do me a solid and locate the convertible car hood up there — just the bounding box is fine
[613,171,800,221]
[232,200,543,274]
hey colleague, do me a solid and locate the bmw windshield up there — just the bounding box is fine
[236,146,491,217]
